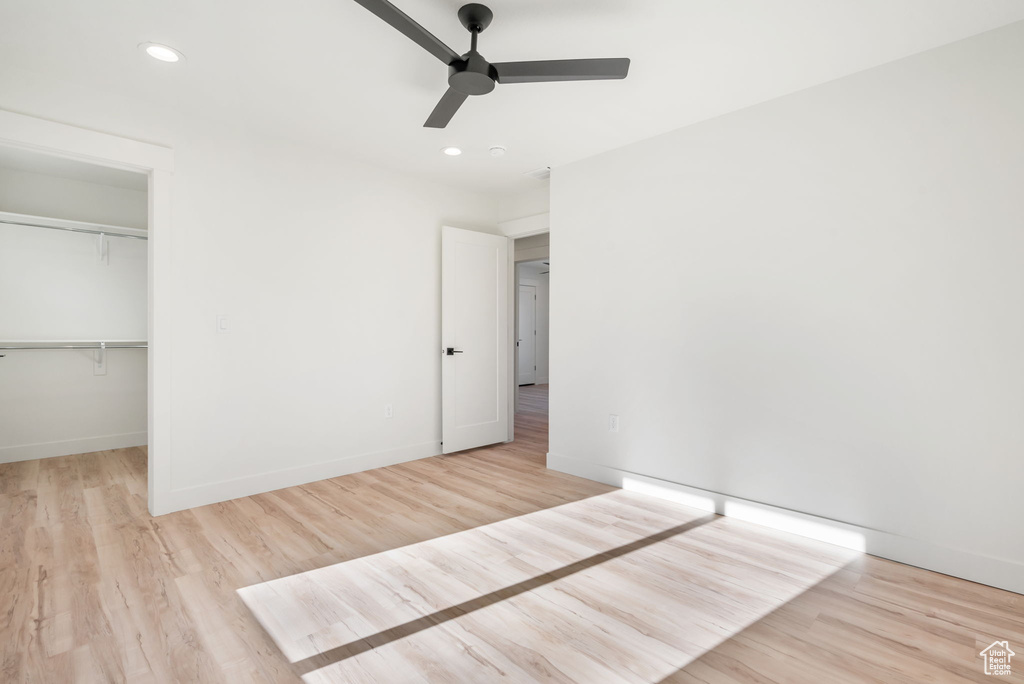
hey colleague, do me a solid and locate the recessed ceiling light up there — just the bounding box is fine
[140,42,184,63]
[441,147,462,157]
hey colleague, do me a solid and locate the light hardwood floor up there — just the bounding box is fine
[1,385,1021,682]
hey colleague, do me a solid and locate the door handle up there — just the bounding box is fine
[445,347,464,356]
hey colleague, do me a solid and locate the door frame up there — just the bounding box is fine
[0,109,174,515]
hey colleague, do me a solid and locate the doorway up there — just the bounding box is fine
[0,146,149,474]
[0,110,173,514]
[512,233,550,453]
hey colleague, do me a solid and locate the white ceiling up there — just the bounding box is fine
[0,146,147,191]
[2,1,1023,198]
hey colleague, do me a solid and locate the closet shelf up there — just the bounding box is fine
[0,210,148,240]
[0,341,148,351]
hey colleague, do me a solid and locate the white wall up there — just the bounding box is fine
[0,349,148,463]
[167,143,496,505]
[499,185,549,224]
[0,67,498,511]
[518,263,549,385]
[499,186,550,239]
[0,168,149,462]
[550,22,1024,593]
[0,167,147,229]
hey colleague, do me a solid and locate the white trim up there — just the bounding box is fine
[0,109,174,516]
[162,441,441,513]
[148,168,172,514]
[500,212,549,238]
[506,242,516,442]
[0,432,148,464]
[548,452,1024,595]
[0,110,173,172]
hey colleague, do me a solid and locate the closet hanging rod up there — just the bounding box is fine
[0,342,148,350]
[0,218,148,241]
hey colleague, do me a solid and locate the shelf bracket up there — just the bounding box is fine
[94,342,107,375]
[97,232,108,264]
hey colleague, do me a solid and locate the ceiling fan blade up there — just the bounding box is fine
[494,58,630,84]
[352,0,460,65]
[424,88,469,128]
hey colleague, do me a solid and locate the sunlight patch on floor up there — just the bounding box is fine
[237,488,861,682]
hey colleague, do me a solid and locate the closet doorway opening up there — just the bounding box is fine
[0,145,151,503]
[512,232,549,455]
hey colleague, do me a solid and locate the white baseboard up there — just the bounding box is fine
[157,440,441,514]
[0,432,148,464]
[548,452,1024,595]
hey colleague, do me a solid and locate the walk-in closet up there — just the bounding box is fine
[0,146,148,470]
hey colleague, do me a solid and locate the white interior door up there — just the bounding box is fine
[518,284,537,386]
[442,226,509,454]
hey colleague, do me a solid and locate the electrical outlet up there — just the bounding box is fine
[384,403,393,419]
[608,414,620,432]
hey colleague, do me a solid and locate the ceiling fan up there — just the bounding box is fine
[352,0,631,128]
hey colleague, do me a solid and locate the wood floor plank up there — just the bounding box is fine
[2,385,1022,682]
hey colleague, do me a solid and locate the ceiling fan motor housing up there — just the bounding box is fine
[449,52,498,95]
